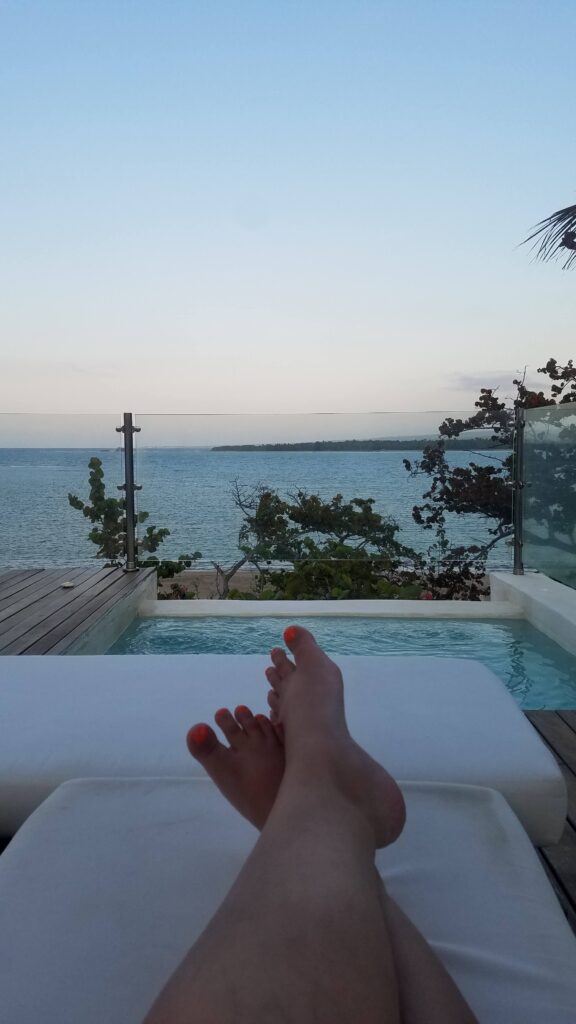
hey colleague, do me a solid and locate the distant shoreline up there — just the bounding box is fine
[212,437,508,453]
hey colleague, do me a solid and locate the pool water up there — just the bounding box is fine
[107,616,576,709]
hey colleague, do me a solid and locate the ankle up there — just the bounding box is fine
[274,769,376,844]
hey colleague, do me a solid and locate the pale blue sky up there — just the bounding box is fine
[1,0,575,424]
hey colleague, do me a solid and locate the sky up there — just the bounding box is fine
[1,0,575,443]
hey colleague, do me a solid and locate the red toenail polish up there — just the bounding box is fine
[255,714,268,724]
[189,724,211,746]
[215,707,228,718]
[283,625,298,644]
[236,705,250,715]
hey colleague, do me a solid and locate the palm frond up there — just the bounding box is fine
[523,204,576,269]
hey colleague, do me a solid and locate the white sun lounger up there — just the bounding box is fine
[0,778,574,1024]
[0,654,566,844]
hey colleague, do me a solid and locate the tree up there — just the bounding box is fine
[524,205,576,269]
[210,556,249,598]
[68,457,201,579]
[231,483,422,600]
[404,359,576,595]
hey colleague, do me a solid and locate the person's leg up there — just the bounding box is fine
[183,628,477,1024]
[145,628,404,1024]
[377,888,476,1024]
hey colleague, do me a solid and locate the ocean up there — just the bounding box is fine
[0,447,512,570]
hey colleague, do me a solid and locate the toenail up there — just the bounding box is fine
[215,707,228,718]
[255,714,268,725]
[236,705,251,716]
[189,724,211,746]
[283,625,298,644]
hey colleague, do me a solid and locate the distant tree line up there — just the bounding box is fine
[212,437,506,453]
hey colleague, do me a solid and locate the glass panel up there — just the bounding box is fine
[133,411,513,598]
[523,404,576,588]
[0,414,124,569]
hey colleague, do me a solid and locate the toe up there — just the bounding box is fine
[271,647,295,679]
[267,689,280,714]
[265,665,282,689]
[187,723,226,764]
[214,707,244,748]
[283,625,338,678]
[234,704,261,734]
[283,624,317,657]
[255,712,281,745]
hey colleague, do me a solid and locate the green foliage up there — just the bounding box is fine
[68,457,201,578]
[258,561,423,601]
[403,359,576,597]
[232,484,420,600]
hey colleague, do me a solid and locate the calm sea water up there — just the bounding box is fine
[0,447,512,569]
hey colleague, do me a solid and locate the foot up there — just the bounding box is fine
[189,627,405,849]
[265,625,406,848]
[187,705,285,829]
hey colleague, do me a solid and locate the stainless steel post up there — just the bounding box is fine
[116,413,142,572]
[512,404,525,575]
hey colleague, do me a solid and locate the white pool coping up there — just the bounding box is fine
[139,598,523,619]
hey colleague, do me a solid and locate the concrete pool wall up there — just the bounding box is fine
[66,571,576,658]
[490,573,576,658]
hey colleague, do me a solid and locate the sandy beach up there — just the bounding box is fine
[158,568,260,599]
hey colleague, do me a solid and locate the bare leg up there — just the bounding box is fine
[145,626,404,1024]
[145,627,476,1024]
[262,632,477,1024]
[186,706,476,1024]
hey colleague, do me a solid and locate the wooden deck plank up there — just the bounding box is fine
[47,568,156,654]
[0,567,156,657]
[537,849,576,934]
[525,711,576,929]
[526,711,576,778]
[0,568,118,653]
[557,710,576,736]
[0,567,90,622]
[21,571,140,655]
[540,822,576,915]
[0,569,43,593]
[0,569,46,600]
[0,568,125,655]
[525,713,576,827]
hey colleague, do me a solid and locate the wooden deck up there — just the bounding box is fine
[526,710,576,934]
[0,567,156,655]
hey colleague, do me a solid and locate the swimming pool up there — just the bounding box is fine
[107,616,576,709]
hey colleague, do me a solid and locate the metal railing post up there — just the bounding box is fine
[116,413,142,572]
[512,405,525,575]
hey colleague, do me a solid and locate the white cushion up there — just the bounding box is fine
[0,654,566,843]
[0,779,574,1024]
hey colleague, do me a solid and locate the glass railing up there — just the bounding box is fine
[0,410,514,594]
[133,411,513,597]
[523,404,576,588]
[0,414,124,568]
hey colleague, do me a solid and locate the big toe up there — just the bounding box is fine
[187,722,225,768]
[283,625,334,673]
[283,624,318,656]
